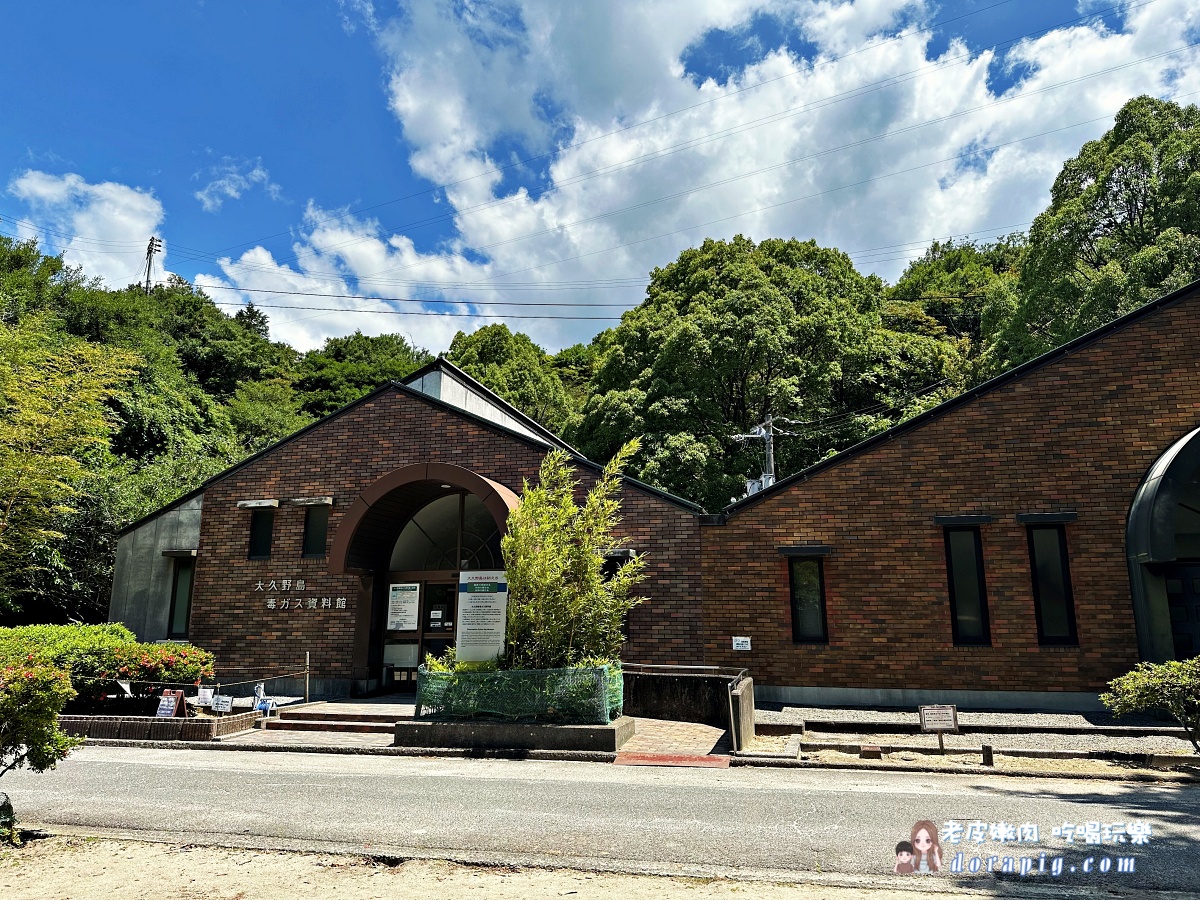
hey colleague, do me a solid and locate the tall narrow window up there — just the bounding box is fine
[167,558,195,639]
[944,527,990,645]
[302,505,330,558]
[1027,525,1078,645]
[789,557,828,643]
[248,508,274,560]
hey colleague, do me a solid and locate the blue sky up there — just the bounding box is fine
[3,1,1198,352]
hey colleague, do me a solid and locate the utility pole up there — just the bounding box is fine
[143,236,163,295]
[732,413,800,495]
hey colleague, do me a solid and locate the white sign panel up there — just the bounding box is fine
[456,570,508,663]
[211,695,234,714]
[919,704,959,732]
[732,636,752,651]
[387,583,420,631]
[196,687,214,707]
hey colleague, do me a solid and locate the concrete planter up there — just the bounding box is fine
[59,710,261,741]
[394,715,636,752]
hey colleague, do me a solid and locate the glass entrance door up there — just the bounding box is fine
[420,582,457,661]
[1164,564,1200,659]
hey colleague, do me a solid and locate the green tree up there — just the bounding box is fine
[1102,658,1200,754]
[887,236,1024,385]
[576,236,958,510]
[446,324,578,435]
[0,316,138,612]
[296,331,432,417]
[502,441,646,670]
[996,95,1200,367]
[224,380,314,453]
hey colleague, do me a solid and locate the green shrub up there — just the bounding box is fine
[501,440,647,670]
[1101,658,1200,754]
[0,623,215,702]
[1,660,80,777]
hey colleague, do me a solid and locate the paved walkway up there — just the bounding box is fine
[223,716,731,757]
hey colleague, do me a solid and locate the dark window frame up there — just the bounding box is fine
[166,557,195,640]
[302,505,330,559]
[248,508,274,560]
[943,526,991,646]
[1026,524,1079,646]
[788,556,829,644]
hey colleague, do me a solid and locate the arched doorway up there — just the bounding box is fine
[1128,425,1200,661]
[329,463,518,690]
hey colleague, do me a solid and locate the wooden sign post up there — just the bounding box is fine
[155,690,186,718]
[919,704,958,755]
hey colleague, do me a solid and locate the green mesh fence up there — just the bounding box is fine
[415,665,623,725]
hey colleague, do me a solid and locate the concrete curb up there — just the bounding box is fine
[80,736,1200,782]
[82,737,616,763]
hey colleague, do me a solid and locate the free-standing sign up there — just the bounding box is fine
[387,583,420,631]
[155,690,186,717]
[196,687,214,707]
[211,695,234,714]
[455,570,508,663]
[919,704,958,754]
[919,704,958,732]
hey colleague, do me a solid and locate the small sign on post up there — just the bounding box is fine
[919,704,958,754]
[155,690,186,718]
[211,695,234,714]
[196,687,214,707]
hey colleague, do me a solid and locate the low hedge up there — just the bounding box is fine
[0,623,214,703]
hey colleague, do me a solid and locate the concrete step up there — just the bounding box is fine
[278,711,411,725]
[267,718,396,735]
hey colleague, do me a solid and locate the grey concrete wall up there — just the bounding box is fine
[756,683,1105,712]
[108,497,203,642]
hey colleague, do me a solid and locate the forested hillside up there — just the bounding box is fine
[2,94,1198,624]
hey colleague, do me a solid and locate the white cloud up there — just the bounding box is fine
[193,157,283,213]
[14,0,1200,355]
[8,170,166,289]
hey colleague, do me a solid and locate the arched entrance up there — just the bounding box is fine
[1128,426,1200,661]
[330,463,519,689]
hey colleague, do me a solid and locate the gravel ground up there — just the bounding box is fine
[757,705,1170,729]
[801,730,1195,754]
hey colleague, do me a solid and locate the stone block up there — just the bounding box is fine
[394,715,636,752]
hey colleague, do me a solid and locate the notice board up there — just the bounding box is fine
[456,570,508,663]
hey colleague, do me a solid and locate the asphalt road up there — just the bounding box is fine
[6,747,1200,893]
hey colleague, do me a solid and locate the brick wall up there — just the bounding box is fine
[700,291,1200,693]
[189,387,701,684]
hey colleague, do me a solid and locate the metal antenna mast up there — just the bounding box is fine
[143,236,162,295]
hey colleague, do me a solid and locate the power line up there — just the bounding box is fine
[206,300,624,321]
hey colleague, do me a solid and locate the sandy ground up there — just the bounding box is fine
[1,835,1030,900]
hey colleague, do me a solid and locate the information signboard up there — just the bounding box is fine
[732,636,752,651]
[456,570,508,663]
[155,690,185,717]
[919,704,958,754]
[211,695,234,714]
[196,687,214,707]
[919,704,958,732]
[387,583,420,631]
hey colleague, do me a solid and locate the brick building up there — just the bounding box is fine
[111,280,1200,709]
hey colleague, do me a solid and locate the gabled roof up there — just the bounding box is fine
[399,358,580,454]
[119,361,701,537]
[716,276,1200,521]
